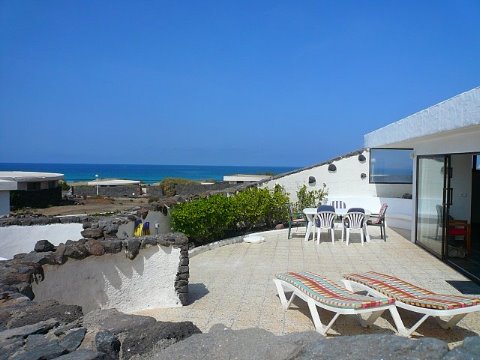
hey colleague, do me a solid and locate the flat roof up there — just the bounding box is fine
[0,179,17,191]
[223,174,272,182]
[86,179,141,186]
[0,171,64,182]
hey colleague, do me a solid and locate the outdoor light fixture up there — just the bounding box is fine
[308,176,316,184]
[328,164,337,172]
[361,173,367,179]
[358,154,366,162]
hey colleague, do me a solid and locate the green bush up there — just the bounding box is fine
[170,194,236,245]
[170,185,289,245]
[160,178,197,197]
[294,183,328,212]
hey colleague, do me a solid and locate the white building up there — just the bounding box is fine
[261,86,480,281]
[0,171,65,216]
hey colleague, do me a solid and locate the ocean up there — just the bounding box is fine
[0,163,298,184]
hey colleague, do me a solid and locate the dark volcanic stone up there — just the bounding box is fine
[60,328,87,352]
[444,336,480,359]
[6,300,83,329]
[81,227,104,239]
[153,327,452,360]
[95,331,120,360]
[123,239,140,260]
[0,318,58,341]
[34,240,56,253]
[14,338,66,360]
[121,321,201,359]
[55,349,107,360]
[64,240,89,260]
[82,309,156,335]
[100,240,123,254]
[297,334,448,359]
[85,240,105,256]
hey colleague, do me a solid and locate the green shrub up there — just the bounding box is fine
[294,183,328,212]
[170,194,236,245]
[170,185,289,245]
[160,178,197,197]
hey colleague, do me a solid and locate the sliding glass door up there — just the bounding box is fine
[416,156,450,257]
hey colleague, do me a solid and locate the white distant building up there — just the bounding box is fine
[224,174,272,184]
[0,171,65,216]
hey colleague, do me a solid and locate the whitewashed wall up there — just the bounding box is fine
[32,245,182,313]
[262,150,411,203]
[0,223,84,259]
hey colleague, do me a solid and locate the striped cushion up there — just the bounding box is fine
[276,272,394,309]
[345,272,480,310]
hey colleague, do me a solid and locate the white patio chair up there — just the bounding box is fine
[315,211,337,244]
[342,211,366,246]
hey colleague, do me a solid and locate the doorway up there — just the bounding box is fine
[416,153,479,281]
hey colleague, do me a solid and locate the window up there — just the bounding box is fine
[26,182,41,190]
[369,148,413,184]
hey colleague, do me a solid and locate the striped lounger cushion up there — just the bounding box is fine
[345,271,480,310]
[276,271,394,309]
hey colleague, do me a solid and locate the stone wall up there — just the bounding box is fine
[145,182,237,198]
[72,185,142,197]
[32,234,189,312]
[0,232,189,308]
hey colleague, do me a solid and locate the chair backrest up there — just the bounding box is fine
[143,221,150,230]
[347,207,365,213]
[344,212,365,229]
[378,203,388,218]
[315,211,337,228]
[331,200,347,210]
[317,205,335,212]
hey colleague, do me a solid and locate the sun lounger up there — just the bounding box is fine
[343,271,480,336]
[273,271,401,336]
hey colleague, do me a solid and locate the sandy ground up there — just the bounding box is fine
[30,197,149,216]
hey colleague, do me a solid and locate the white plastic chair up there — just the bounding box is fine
[342,212,366,246]
[315,211,337,244]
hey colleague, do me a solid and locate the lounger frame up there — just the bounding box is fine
[273,278,402,336]
[342,278,480,337]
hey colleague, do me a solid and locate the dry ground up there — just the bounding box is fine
[28,197,149,216]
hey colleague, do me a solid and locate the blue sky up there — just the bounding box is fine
[1,1,479,167]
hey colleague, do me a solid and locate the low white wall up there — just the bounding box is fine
[0,223,84,259]
[262,150,411,203]
[32,245,182,313]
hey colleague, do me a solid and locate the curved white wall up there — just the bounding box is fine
[0,223,84,259]
[32,245,182,313]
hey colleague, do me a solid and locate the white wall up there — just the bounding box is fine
[0,191,9,217]
[0,223,84,259]
[262,150,411,203]
[32,245,182,313]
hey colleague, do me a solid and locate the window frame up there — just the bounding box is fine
[369,147,414,184]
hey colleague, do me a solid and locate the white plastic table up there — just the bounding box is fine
[303,208,372,242]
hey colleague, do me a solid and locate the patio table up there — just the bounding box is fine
[303,208,372,242]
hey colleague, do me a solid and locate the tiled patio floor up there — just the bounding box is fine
[138,227,480,345]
